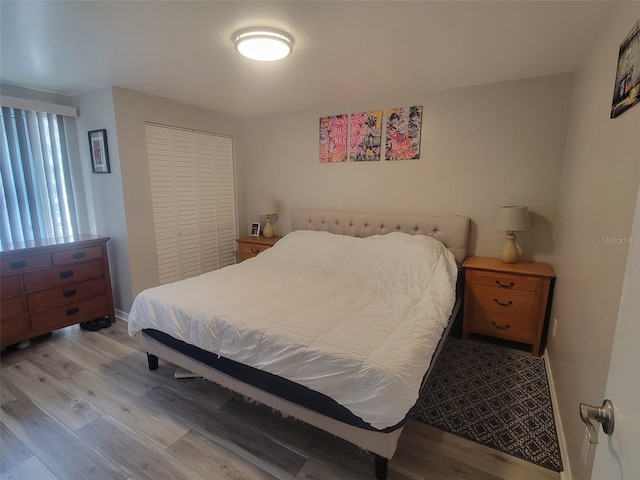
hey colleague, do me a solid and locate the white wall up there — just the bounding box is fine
[75,87,132,312]
[547,4,640,480]
[242,74,574,263]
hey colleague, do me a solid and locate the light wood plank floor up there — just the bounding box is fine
[0,321,561,480]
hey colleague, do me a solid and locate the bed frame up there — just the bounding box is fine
[142,208,470,479]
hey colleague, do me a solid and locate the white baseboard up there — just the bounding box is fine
[115,309,129,322]
[544,349,572,480]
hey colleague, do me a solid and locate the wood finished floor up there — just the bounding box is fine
[0,321,561,480]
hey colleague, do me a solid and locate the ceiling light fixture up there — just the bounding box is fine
[232,27,294,62]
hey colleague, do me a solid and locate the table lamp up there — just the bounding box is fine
[261,199,279,238]
[496,206,529,263]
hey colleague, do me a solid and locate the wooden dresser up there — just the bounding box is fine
[462,256,555,356]
[1,235,115,348]
[236,235,281,262]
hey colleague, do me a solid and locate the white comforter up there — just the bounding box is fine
[128,230,458,429]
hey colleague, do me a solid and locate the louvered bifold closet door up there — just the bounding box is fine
[145,124,236,285]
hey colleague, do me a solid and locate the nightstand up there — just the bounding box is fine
[462,256,555,356]
[235,236,281,262]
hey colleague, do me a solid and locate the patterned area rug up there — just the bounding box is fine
[409,337,563,472]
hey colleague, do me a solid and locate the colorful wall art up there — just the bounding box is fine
[385,105,423,160]
[349,111,382,161]
[320,105,423,162]
[319,114,348,162]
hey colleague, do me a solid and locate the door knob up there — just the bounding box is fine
[579,399,614,444]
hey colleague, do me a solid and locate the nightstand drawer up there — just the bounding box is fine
[468,310,535,343]
[238,242,271,257]
[469,270,541,292]
[470,284,536,317]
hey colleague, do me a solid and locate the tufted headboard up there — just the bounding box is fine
[291,208,471,265]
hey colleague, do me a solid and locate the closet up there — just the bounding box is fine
[145,124,236,285]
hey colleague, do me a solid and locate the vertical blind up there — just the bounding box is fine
[0,107,78,245]
[145,124,237,285]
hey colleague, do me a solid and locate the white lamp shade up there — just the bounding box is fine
[260,199,279,216]
[497,206,529,232]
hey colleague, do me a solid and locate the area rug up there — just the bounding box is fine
[409,337,563,472]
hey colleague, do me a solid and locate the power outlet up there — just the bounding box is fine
[552,318,558,337]
[581,429,591,463]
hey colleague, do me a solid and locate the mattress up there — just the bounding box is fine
[128,230,458,429]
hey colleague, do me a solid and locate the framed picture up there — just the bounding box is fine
[610,19,640,118]
[88,129,111,173]
[250,222,261,236]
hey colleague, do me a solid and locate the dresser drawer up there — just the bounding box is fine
[0,315,30,347]
[468,310,535,343]
[469,270,541,293]
[1,253,51,275]
[30,295,108,334]
[1,296,25,318]
[23,260,103,291]
[469,284,536,318]
[52,245,103,266]
[0,275,21,297]
[27,278,106,311]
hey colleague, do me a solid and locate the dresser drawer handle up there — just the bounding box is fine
[60,270,74,279]
[63,289,77,298]
[10,260,27,269]
[493,298,513,307]
[66,307,80,316]
[491,321,511,330]
[250,248,260,254]
[495,280,515,288]
[72,251,86,260]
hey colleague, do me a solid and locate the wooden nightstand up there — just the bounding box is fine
[462,256,555,356]
[235,236,281,262]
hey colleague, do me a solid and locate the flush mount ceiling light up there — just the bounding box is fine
[232,27,294,61]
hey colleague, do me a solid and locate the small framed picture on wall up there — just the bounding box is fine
[250,222,261,236]
[88,129,111,173]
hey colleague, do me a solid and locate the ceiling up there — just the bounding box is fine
[0,1,614,117]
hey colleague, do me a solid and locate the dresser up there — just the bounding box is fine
[235,235,281,262]
[462,256,555,356]
[0,235,115,348]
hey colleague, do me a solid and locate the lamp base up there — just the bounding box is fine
[500,233,519,263]
[263,218,275,238]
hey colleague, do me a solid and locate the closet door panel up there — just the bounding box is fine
[146,125,237,285]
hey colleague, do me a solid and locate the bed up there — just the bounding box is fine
[128,208,470,479]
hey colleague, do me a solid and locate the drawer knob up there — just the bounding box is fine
[72,251,86,260]
[66,307,80,316]
[250,248,260,254]
[495,280,515,288]
[10,260,27,269]
[491,321,511,330]
[493,298,513,307]
[63,289,77,298]
[60,270,74,279]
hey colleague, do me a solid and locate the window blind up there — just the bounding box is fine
[1,107,78,245]
[145,124,236,284]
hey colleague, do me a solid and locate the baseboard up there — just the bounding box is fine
[115,309,129,322]
[544,349,572,480]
